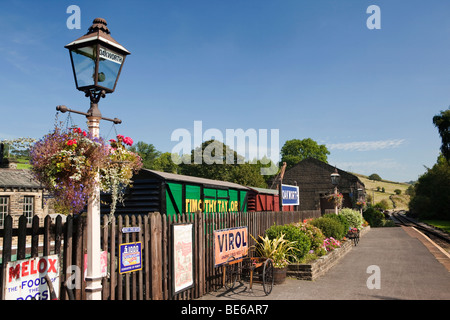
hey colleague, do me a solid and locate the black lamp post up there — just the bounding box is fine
[331,167,340,214]
[62,18,130,300]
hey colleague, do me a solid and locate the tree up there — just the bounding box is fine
[128,141,160,169]
[179,140,267,187]
[368,173,382,181]
[153,152,179,173]
[280,138,329,169]
[409,155,450,220]
[433,107,450,162]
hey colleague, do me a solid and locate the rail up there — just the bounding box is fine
[390,211,450,249]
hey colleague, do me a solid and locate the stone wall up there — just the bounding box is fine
[287,226,370,280]
[0,188,49,227]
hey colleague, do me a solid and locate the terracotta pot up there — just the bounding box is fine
[273,267,287,284]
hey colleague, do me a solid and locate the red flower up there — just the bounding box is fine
[66,139,77,146]
[123,136,133,146]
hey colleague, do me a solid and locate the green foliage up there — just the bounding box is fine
[280,138,329,169]
[409,155,450,220]
[310,217,346,240]
[252,233,299,268]
[179,140,268,188]
[432,107,450,161]
[324,213,350,234]
[363,206,385,227]
[369,173,382,181]
[128,141,161,169]
[293,222,326,255]
[374,199,390,211]
[265,224,311,261]
[339,208,364,229]
[394,189,402,195]
[152,152,179,173]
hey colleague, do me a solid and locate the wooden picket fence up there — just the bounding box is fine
[0,210,320,300]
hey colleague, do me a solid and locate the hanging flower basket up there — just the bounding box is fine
[100,134,143,218]
[30,124,142,216]
[327,193,343,209]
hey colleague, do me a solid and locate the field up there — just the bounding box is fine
[353,173,411,210]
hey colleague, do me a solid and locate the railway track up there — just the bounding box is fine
[390,210,450,254]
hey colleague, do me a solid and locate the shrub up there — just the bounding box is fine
[363,206,385,227]
[293,222,325,255]
[374,199,390,211]
[339,208,364,229]
[369,173,382,181]
[265,224,311,261]
[324,213,350,234]
[310,217,346,240]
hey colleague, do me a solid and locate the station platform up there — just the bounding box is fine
[198,227,450,300]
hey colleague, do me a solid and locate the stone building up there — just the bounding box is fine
[0,168,51,227]
[281,158,366,214]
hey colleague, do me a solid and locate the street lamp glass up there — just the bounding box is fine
[331,172,340,186]
[70,46,96,89]
[97,46,124,90]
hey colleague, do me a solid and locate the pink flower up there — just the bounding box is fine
[123,136,133,146]
[117,134,124,141]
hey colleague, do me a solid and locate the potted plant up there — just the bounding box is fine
[252,233,298,284]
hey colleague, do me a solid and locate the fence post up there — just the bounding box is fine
[197,211,204,297]
[149,212,163,300]
[0,215,13,300]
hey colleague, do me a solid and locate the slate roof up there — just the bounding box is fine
[0,169,42,189]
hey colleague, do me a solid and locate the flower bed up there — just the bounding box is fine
[287,226,370,281]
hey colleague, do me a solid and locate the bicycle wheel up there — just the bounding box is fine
[224,256,238,290]
[262,259,274,295]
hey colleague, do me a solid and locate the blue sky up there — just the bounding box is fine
[1,0,449,182]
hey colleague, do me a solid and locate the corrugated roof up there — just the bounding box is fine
[142,169,249,190]
[0,169,42,189]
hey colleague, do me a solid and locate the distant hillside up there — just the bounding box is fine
[352,173,411,210]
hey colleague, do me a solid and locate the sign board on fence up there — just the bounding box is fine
[119,242,142,274]
[214,226,248,267]
[84,251,108,280]
[172,223,194,295]
[281,184,299,206]
[4,255,59,300]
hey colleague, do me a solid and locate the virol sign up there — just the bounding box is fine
[214,226,248,267]
[4,255,59,300]
[99,47,123,64]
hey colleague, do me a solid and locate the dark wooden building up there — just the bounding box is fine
[281,158,365,214]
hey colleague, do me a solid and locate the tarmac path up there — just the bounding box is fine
[198,227,450,300]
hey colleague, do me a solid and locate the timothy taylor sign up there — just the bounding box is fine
[214,226,248,266]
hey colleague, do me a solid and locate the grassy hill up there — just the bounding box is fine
[352,173,411,210]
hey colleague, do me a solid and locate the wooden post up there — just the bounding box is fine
[150,212,163,300]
